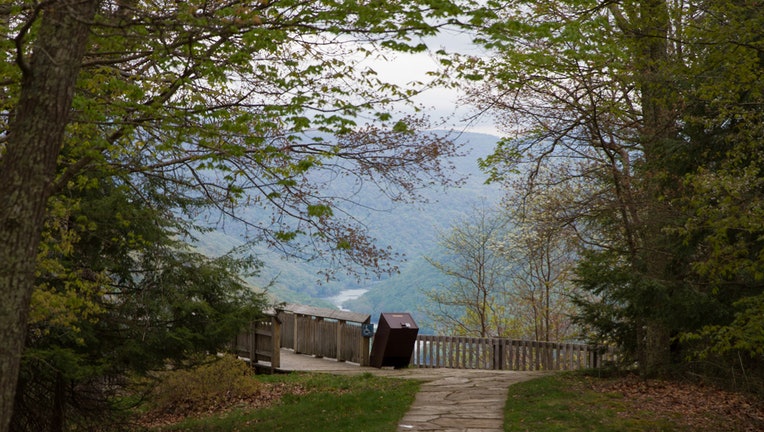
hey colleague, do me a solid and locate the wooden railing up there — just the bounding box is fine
[234,304,372,369]
[410,335,616,371]
[233,314,281,368]
[279,304,371,366]
[234,304,616,372]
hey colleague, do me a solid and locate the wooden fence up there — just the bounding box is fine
[233,314,281,368]
[410,335,616,371]
[234,304,372,369]
[233,304,616,372]
[279,304,371,366]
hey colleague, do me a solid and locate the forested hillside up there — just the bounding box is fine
[193,131,502,327]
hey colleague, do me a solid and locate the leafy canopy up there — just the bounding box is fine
[3,0,465,277]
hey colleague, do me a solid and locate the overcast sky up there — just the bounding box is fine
[365,29,502,137]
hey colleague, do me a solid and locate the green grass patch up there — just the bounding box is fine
[150,371,420,432]
[503,373,685,432]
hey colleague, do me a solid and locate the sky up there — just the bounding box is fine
[363,29,502,137]
[373,55,500,135]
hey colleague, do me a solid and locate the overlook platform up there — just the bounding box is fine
[237,306,597,431]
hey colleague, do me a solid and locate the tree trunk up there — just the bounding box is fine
[50,372,66,432]
[0,2,98,431]
[635,0,676,378]
[641,319,672,377]
[611,0,676,377]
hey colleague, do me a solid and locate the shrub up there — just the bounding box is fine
[149,355,261,416]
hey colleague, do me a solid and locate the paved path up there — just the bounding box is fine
[276,349,546,432]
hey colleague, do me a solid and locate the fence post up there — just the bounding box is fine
[311,316,321,357]
[492,339,504,370]
[249,321,256,364]
[336,320,345,362]
[293,314,301,354]
[360,318,371,366]
[271,315,281,368]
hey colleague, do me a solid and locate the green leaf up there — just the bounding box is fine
[307,204,333,218]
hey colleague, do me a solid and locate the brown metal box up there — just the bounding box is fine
[369,313,419,368]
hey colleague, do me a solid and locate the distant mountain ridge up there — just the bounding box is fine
[192,131,502,331]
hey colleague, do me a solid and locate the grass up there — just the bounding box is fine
[149,372,420,432]
[503,373,688,432]
[137,359,759,432]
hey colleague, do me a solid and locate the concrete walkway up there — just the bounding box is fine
[276,349,546,432]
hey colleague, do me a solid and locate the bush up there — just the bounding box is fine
[149,355,261,416]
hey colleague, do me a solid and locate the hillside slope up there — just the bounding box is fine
[193,131,502,328]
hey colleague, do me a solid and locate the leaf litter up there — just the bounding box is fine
[583,374,764,431]
[137,381,308,428]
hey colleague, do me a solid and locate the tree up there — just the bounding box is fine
[13,171,266,432]
[0,1,464,430]
[494,169,581,342]
[424,188,580,342]
[423,204,514,337]
[1,2,101,428]
[458,0,764,381]
[455,0,677,373]
[673,1,764,378]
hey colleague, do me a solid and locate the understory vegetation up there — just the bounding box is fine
[125,360,764,432]
[130,356,420,432]
[504,372,764,432]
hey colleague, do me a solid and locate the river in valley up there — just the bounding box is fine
[325,288,368,311]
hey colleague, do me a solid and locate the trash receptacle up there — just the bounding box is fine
[369,313,418,369]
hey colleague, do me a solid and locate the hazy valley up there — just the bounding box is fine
[193,131,502,332]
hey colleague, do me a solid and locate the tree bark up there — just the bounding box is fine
[610,0,676,378]
[0,2,98,431]
[51,372,66,432]
[633,0,675,378]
